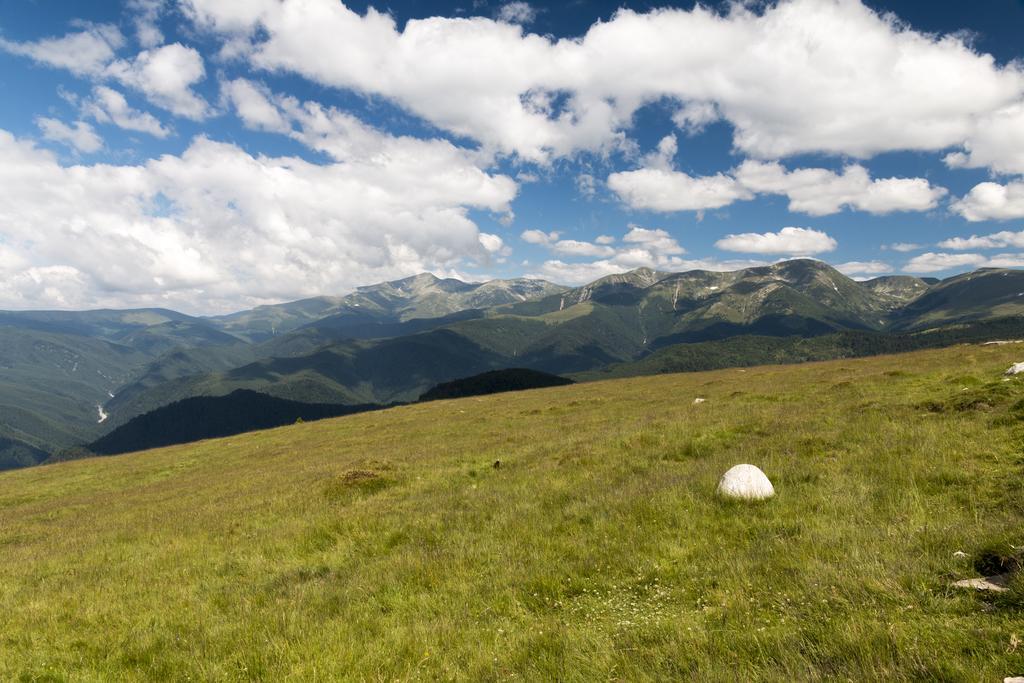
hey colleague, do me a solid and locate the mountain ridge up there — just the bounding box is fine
[4,260,1024,468]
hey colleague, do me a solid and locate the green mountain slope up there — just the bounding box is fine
[206,274,566,342]
[7,261,1024,469]
[101,260,1024,428]
[2,345,1024,678]
[0,327,149,465]
[892,268,1024,329]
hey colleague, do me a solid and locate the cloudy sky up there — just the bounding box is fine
[2,0,1024,313]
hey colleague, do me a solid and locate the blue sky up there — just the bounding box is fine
[1,0,1024,313]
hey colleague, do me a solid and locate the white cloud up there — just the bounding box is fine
[610,139,945,216]
[735,161,947,216]
[524,224,703,284]
[608,135,749,213]
[576,173,597,199]
[987,254,1024,269]
[35,117,103,153]
[902,251,1024,273]
[672,101,719,135]
[180,0,1024,167]
[608,137,750,212]
[521,229,560,245]
[944,102,1024,175]
[106,43,210,120]
[0,24,124,76]
[951,181,1024,221]
[834,260,892,277]
[478,232,511,258]
[221,78,291,133]
[938,230,1024,250]
[498,2,536,25]
[903,252,988,273]
[1,24,210,121]
[83,86,170,138]
[622,226,685,254]
[549,240,616,257]
[129,0,166,48]
[0,125,516,312]
[884,242,923,252]
[715,227,837,255]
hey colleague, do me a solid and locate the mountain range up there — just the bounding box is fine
[3,259,1024,469]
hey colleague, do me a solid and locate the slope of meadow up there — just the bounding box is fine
[2,345,1024,680]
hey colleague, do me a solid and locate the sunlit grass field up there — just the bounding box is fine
[2,344,1024,680]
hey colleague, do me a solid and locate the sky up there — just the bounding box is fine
[1,0,1024,314]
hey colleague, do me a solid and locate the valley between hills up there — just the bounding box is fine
[5,258,1024,468]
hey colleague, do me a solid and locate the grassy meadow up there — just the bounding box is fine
[2,344,1024,680]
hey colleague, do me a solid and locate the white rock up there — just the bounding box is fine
[717,464,775,501]
[1006,362,1024,375]
[953,550,968,559]
[1004,677,1024,683]
[951,576,1009,592]
[693,397,706,405]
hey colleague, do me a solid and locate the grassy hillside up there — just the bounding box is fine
[577,317,1024,381]
[2,345,1024,679]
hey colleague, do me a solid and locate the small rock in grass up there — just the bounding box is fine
[953,550,968,559]
[952,575,1010,592]
[693,397,706,405]
[717,464,774,501]
[1005,362,1024,376]
[1005,677,1024,683]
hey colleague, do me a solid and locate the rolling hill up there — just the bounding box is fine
[102,260,1024,428]
[6,260,1024,468]
[1,344,1023,678]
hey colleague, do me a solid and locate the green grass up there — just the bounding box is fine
[2,344,1024,680]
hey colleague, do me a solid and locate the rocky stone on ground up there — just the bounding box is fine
[717,464,775,500]
[951,575,1011,592]
[1005,362,1024,376]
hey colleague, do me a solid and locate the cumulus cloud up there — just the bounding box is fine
[884,242,924,252]
[951,181,1024,221]
[129,0,166,48]
[0,23,124,76]
[944,103,1024,175]
[609,136,751,211]
[622,226,685,254]
[576,173,598,199]
[497,2,537,25]
[82,86,170,137]
[179,0,1024,166]
[834,260,892,277]
[0,126,516,311]
[35,117,103,153]
[735,161,947,216]
[673,101,719,135]
[221,78,291,133]
[105,43,210,120]
[715,227,837,255]
[521,229,560,245]
[903,252,993,273]
[523,224,716,284]
[1,24,209,120]
[610,138,944,216]
[938,230,1024,250]
[550,240,616,257]
[478,232,511,259]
